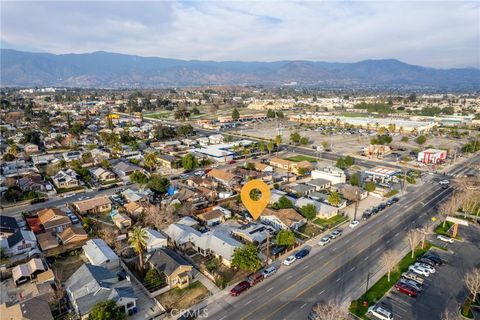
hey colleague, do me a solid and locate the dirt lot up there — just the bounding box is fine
[156,281,211,311]
[51,252,86,280]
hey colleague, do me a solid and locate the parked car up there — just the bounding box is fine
[330,229,342,238]
[401,272,425,285]
[439,180,450,185]
[371,207,380,215]
[395,283,418,297]
[399,277,423,291]
[349,220,360,228]
[408,265,430,277]
[392,197,400,203]
[437,235,454,243]
[283,255,297,266]
[386,199,395,206]
[378,203,386,211]
[417,257,436,268]
[261,266,277,278]
[230,281,250,296]
[362,210,372,220]
[423,253,443,265]
[248,272,264,286]
[319,237,331,246]
[367,305,393,320]
[295,249,310,259]
[414,262,436,274]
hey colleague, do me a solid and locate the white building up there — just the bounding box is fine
[311,166,346,184]
[83,239,120,270]
[143,228,168,253]
[418,149,447,164]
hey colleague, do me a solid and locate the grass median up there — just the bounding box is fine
[349,243,432,319]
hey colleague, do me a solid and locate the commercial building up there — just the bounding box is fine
[418,149,447,164]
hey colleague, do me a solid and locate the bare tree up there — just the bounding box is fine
[418,227,429,249]
[380,250,401,282]
[100,226,117,247]
[311,301,349,320]
[407,229,421,258]
[52,268,65,312]
[439,194,460,228]
[342,185,361,221]
[143,204,177,230]
[464,268,480,301]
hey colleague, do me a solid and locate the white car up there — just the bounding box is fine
[261,266,277,278]
[437,235,454,243]
[349,220,360,228]
[283,255,297,266]
[367,305,393,320]
[408,265,430,277]
[414,262,436,274]
[439,180,450,185]
[318,237,331,246]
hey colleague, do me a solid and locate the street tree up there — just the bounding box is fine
[418,227,429,249]
[300,137,309,145]
[128,227,148,270]
[415,135,427,145]
[267,141,274,157]
[407,228,421,258]
[232,108,240,120]
[310,301,348,320]
[232,245,261,272]
[380,250,400,282]
[182,153,198,171]
[349,172,360,186]
[290,131,301,144]
[464,268,480,302]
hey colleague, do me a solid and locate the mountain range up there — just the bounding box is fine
[1,49,479,90]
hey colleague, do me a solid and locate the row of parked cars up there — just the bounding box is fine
[318,229,342,246]
[230,265,278,296]
[396,251,442,298]
[365,252,443,320]
[362,197,399,220]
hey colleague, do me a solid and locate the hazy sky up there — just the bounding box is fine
[1,1,479,68]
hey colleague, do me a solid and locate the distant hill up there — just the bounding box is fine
[1,49,479,90]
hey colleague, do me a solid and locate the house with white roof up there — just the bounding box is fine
[143,228,168,253]
[83,239,119,270]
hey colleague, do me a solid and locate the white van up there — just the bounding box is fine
[261,266,277,278]
[367,305,393,320]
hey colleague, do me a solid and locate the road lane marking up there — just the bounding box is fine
[300,303,307,309]
[286,275,293,280]
[387,240,391,244]
[303,264,310,270]
[336,277,341,282]
[364,256,369,261]
[319,289,325,295]
[350,266,356,271]
[266,287,274,292]
[219,316,226,320]
[375,248,380,253]
[244,300,253,306]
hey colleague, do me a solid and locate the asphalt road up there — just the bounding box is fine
[204,154,478,320]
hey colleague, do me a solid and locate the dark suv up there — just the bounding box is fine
[295,249,310,259]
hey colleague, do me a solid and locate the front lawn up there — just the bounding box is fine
[286,155,317,163]
[349,243,432,319]
[156,281,211,311]
[384,189,399,198]
[434,221,462,240]
[56,186,84,194]
[314,215,349,229]
[297,222,324,238]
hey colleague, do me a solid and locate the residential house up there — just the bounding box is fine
[112,213,132,230]
[269,157,313,174]
[83,239,120,270]
[0,215,19,239]
[124,202,145,216]
[112,161,144,179]
[157,154,179,169]
[260,208,306,230]
[90,148,110,164]
[207,169,237,187]
[72,196,112,215]
[12,258,47,285]
[252,162,273,172]
[295,197,338,219]
[147,249,193,289]
[197,209,225,226]
[18,174,51,193]
[37,208,71,234]
[306,178,332,191]
[232,223,275,244]
[62,151,82,162]
[66,264,137,319]
[89,167,116,182]
[52,169,79,189]
[24,143,39,154]
[208,134,224,144]
[1,230,38,256]
[36,232,59,251]
[121,189,150,203]
[58,226,88,245]
[143,228,167,253]
[0,295,54,320]
[289,184,317,197]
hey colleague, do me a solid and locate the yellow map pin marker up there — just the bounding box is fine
[241,179,271,220]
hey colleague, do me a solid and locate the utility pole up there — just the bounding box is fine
[265,231,270,264]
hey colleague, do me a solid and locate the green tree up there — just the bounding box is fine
[297,167,307,176]
[344,155,354,167]
[290,131,301,144]
[267,109,275,118]
[258,141,265,156]
[276,196,294,209]
[2,153,15,161]
[232,108,240,120]
[300,204,317,220]
[246,162,256,170]
[144,151,157,173]
[144,268,164,289]
[275,135,282,147]
[128,226,148,270]
[300,137,308,145]
[275,230,295,247]
[350,172,360,186]
[416,135,427,145]
[267,141,275,157]
[327,191,342,207]
[130,171,149,189]
[182,153,198,171]
[335,158,347,170]
[147,174,170,194]
[99,159,111,170]
[88,300,126,320]
[321,141,329,151]
[176,124,194,137]
[276,111,285,119]
[68,122,84,136]
[232,245,261,272]
[401,136,409,142]
[365,181,376,192]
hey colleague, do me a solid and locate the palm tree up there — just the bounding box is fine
[144,151,157,173]
[129,227,148,270]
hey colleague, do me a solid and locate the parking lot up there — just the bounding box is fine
[372,224,480,320]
